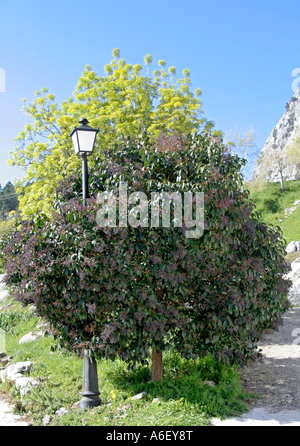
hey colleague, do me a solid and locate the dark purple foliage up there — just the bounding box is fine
[1,132,291,365]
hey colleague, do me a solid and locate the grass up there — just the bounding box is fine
[246,179,300,245]
[0,295,252,426]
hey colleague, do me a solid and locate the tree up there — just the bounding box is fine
[2,132,290,380]
[9,49,219,219]
[225,128,259,182]
[265,146,286,191]
[0,181,19,220]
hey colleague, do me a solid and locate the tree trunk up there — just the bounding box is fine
[280,173,285,191]
[151,349,163,381]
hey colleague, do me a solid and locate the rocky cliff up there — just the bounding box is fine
[252,88,300,182]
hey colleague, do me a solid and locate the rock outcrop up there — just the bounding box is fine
[286,241,300,254]
[285,241,300,306]
[0,274,8,302]
[0,360,39,398]
[285,257,300,306]
[252,89,300,182]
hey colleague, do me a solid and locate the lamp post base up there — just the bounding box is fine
[80,354,101,411]
[80,393,102,411]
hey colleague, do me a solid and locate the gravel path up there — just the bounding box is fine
[212,306,300,426]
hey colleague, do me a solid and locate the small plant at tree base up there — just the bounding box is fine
[1,132,291,380]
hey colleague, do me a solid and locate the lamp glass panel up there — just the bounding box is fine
[77,129,96,153]
[71,132,80,155]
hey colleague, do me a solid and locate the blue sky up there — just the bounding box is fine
[1,0,300,185]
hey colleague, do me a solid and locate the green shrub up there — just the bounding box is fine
[1,132,291,376]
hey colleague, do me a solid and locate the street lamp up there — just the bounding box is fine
[70,118,101,410]
[70,118,99,199]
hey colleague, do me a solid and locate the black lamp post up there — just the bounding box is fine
[70,118,101,410]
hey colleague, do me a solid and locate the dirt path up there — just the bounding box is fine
[213,306,300,425]
[0,394,28,426]
[1,274,29,426]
